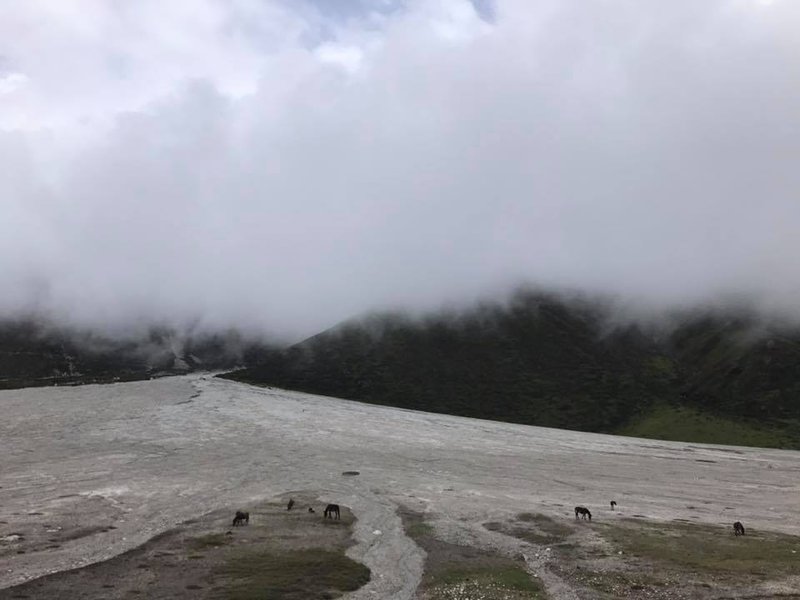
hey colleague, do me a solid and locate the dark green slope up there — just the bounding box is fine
[225,292,800,449]
[227,292,673,432]
[0,320,267,389]
[671,315,800,421]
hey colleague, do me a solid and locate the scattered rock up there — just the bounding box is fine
[1,535,23,543]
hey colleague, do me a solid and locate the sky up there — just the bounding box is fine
[0,0,798,338]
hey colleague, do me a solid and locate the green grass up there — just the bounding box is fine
[188,533,232,550]
[485,513,574,548]
[516,513,573,539]
[213,548,370,600]
[405,522,435,539]
[617,404,800,449]
[572,570,667,597]
[401,509,546,599]
[427,564,547,599]
[433,564,539,589]
[597,520,800,577]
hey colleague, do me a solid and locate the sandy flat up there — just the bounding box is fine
[1,374,798,598]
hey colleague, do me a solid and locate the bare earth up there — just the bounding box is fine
[1,375,799,598]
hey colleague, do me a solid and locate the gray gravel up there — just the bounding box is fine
[1,375,798,598]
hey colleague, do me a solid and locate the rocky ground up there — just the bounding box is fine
[1,375,799,598]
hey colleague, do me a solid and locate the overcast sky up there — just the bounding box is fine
[1,0,798,337]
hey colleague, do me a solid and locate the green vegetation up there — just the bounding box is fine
[400,509,546,600]
[0,318,261,389]
[427,564,546,599]
[516,513,573,538]
[405,522,435,539]
[225,291,674,434]
[511,513,574,546]
[214,548,370,600]
[571,570,666,597]
[617,404,800,449]
[188,533,232,550]
[596,520,800,577]
[224,290,800,449]
[485,513,575,555]
[486,523,557,547]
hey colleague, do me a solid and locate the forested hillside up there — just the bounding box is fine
[0,320,262,389]
[225,291,800,449]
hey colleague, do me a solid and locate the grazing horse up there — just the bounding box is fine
[575,506,592,521]
[324,504,341,520]
[232,511,249,526]
[733,521,745,536]
[610,500,617,510]
[287,498,295,511]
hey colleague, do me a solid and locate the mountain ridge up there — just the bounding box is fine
[0,319,270,389]
[224,290,800,449]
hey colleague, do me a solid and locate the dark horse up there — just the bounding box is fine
[733,521,745,536]
[575,506,592,521]
[232,511,250,526]
[610,500,617,510]
[324,504,341,520]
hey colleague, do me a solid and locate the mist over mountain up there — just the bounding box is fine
[1,0,799,338]
[226,289,800,449]
[0,318,271,389]
[1,1,799,448]
[3,284,800,448]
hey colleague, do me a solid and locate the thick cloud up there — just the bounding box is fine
[1,0,798,337]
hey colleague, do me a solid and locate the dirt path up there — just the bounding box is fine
[2,375,799,598]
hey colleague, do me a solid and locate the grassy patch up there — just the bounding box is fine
[406,522,434,539]
[400,509,546,600]
[188,533,232,551]
[485,513,574,548]
[214,548,370,600]
[570,569,667,597]
[617,404,800,449]
[516,513,573,539]
[427,564,546,599]
[497,527,555,547]
[596,520,800,578]
[432,564,539,590]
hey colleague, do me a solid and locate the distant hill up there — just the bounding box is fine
[224,291,800,449]
[0,319,271,389]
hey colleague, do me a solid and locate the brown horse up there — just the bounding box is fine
[575,506,592,521]
[733,521,745,536]
[232,511,249,526]
[324,504,341,520]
